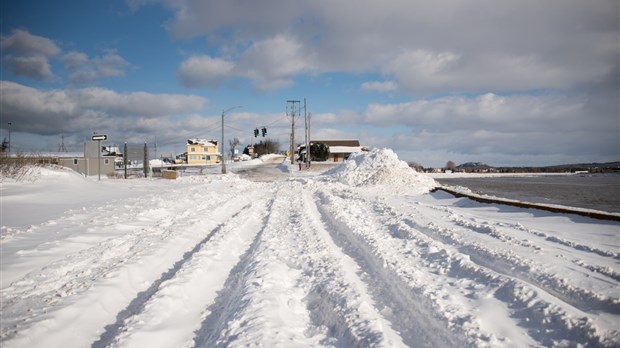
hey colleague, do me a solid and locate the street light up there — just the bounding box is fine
[221,105,242,174]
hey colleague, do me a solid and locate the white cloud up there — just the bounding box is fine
[237,35,312,91]
[178,35,312,91]
[0,29,60,57]
[364,93,600,132]
[161,0,305,40]
[0,81,206,136]
[0,29,131,84]
[360,81,398,92]
[361,92,619,165]
[62,51,89,69]
[1,29,61,80]
[75,88,206,116]
[383,49,461,93]
[64,50,130,84]
[178,55,235,87]
[158,0,618,94]
[4,56,55,80]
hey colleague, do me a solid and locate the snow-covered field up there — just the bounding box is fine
[1,149,619,347]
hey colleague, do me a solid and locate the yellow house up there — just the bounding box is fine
[186,139,220,165]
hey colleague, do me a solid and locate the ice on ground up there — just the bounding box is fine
[322,148,437,194]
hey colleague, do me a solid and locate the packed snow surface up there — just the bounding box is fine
[1,150,619,347]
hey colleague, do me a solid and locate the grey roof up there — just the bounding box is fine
[311,139,360,147]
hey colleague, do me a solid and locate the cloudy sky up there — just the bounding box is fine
[1,0,618,167]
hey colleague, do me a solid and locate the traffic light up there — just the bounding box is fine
[254,128,259,137]
[261,127,267,137]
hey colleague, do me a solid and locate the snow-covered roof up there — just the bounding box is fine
[187,139,217,146]
[14,152,84,158]
[329,146,364,154]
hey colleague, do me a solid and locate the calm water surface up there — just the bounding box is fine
[435,174,620,213]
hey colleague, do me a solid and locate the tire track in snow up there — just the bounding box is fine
[192,184,320,347]
[402,202,620,315]
[357,192,618,346]
[191,199,273,348]
[298,188,408,347]
[1,188,234,342]
[195,182,407,347]
[314,188,468,347]
[1,183,263,348]
[99,195,273,348]
[448,213,619,260]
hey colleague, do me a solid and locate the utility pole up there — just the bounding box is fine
[287,100,300,165]
[221,111,225,173]
[304,99,310,167]
[307,112,312,167]
[143,141,148,178]
[7,122,12,154]
[221,106,243,174]
[124,143,128,179]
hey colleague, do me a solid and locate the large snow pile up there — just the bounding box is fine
[322,148,437,194]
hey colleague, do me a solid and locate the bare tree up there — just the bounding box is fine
[228,137,240,158]
[408,162,424,172]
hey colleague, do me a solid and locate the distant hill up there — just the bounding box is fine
[456,161,620,173]
[452,161,620,173]
[544,161,620,168]
[456,162,492,170]
[541,161,620,171]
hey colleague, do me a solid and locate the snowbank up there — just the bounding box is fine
[259,154,286,162]
[1,166,177,228]
[322,148,437,194]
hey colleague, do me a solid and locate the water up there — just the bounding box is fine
[435,174,620,213]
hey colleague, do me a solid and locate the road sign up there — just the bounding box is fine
[92,134,107,141]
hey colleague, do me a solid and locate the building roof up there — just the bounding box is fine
[15,151,84,158]
[187,138,217,146]
[311,139,360,147]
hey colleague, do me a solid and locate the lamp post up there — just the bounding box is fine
[7,122,12,153]
[221,105,242,174]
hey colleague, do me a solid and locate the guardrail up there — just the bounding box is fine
[434,186,620,222]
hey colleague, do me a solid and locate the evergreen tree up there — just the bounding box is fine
[310,142,330,161]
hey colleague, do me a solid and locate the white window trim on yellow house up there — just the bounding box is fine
[186,139,221,165]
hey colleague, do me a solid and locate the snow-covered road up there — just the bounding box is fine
[2,150,619,347]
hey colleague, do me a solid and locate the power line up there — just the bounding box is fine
[265,114,289,127]
[224,124,246,132]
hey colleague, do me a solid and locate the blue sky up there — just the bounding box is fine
[1,0,618,167]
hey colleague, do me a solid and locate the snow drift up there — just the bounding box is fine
[322,148,437,194]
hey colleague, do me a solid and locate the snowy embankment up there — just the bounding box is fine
[1,148,619,347]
